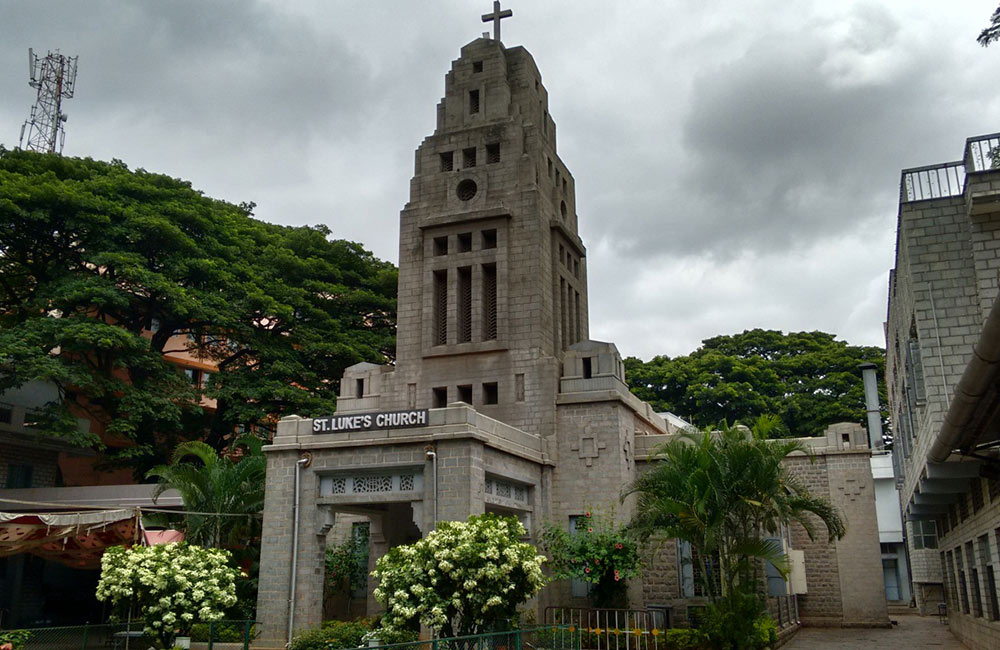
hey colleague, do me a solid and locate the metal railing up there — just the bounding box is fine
[0,619,256,650]
[365,626,581,650]
[543,609,670,650]
[901,161,966,203]
[966,133,1000,172]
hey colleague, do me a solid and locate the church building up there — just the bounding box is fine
[256,13,887,646]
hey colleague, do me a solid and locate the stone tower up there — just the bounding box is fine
[339,38,588,439]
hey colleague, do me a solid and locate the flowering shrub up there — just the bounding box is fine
[539,512,640,607]
[0,630,31,650]
[372,514,546,637]
[96,542,239,649]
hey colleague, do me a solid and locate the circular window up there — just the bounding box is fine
[560,200,567,218]
[456,179,478,201]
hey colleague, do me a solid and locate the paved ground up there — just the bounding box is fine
[781,615,968,650]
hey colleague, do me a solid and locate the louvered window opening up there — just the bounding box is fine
[434,270,448,345]
[483,263,497,340]
[458,267,472,343]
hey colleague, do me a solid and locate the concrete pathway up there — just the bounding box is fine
[780,615,968,650]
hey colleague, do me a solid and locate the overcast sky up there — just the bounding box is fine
[2,1,998,360]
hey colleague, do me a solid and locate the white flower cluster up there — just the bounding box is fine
[96,543,239,641]
[372,515,546,635]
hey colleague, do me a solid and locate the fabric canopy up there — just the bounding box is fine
[0,508,140,569]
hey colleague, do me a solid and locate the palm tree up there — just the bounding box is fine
[624,416,846,601]
[146,434,266,549]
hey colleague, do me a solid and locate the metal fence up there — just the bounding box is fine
[365,626,581,650]
[901,161,966,202]
[543,609,672,650]
[966,133,1000,172]
[0,619,256,650]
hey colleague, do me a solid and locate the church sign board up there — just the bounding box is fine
[312,409,429,434]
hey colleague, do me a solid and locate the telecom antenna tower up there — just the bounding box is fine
[19,48,79,154]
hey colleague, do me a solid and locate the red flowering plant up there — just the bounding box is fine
[539,511,640,607]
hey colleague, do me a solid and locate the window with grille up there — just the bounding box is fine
[5,464,32,489]
[351,523,370,598]
[469,89,480,114]
[912,519,938,549]
[958,550,971,613]
[434,270,448,345]
[968,542,983,617]
[440,151,453,172]
[482,263,497,341]
[464,147,477,168]
[979,535,999,620]
[458,267,472,343]
[972,478,985,513]
[960,494,969,521]
[486,143,500,164]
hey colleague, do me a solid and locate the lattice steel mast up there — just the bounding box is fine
[19,48,79,154]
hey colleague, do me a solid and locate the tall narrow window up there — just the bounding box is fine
[440,151,454,172]
[434,270,448,345]
[560,278,568,349]
[458,267,472,343]
[575,290,582,344]
[582,357,593,379]
[463,147,477,168]
[483,263,497,341]
[568,289,576,344]
[979,535,999,620]
[968,542,983,617]
[355,378,364,399]
[350,523,370,598]
[469,89,480,114]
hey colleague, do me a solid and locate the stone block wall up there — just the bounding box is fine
[0,441,59,488]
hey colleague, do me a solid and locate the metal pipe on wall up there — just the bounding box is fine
[287,456,309,647]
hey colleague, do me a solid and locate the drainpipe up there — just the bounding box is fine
[928,296,1000,463]
[287,455,309,647]
[425,445,438,529]
[859,363,884,450]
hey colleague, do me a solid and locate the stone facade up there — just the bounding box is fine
[886,133,1000,649]
[255,34,887,647]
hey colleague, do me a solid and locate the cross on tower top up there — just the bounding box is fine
[481,1,512,42]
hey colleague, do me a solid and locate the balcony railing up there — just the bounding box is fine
[966,133,1000,172]
[901,161,965,202]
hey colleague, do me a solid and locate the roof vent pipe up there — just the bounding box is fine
[859,362,883,450]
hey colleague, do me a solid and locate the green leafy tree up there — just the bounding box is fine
[624,416,846,601]
[979,5,1000,46]
[539,511,640,607]
[96,542,239,649]
[372,514,546,637]
[146,435,265,549]
[0,148,396,475]
[624,329,885,438]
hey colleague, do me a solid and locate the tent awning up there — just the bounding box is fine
[0,508,140,569]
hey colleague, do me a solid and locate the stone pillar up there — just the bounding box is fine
[255,416,326,646]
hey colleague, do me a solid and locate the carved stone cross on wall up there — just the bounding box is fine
[572,435,607,467]
[482,1,513,41]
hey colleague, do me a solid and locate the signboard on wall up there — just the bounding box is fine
[312,409,429,434]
